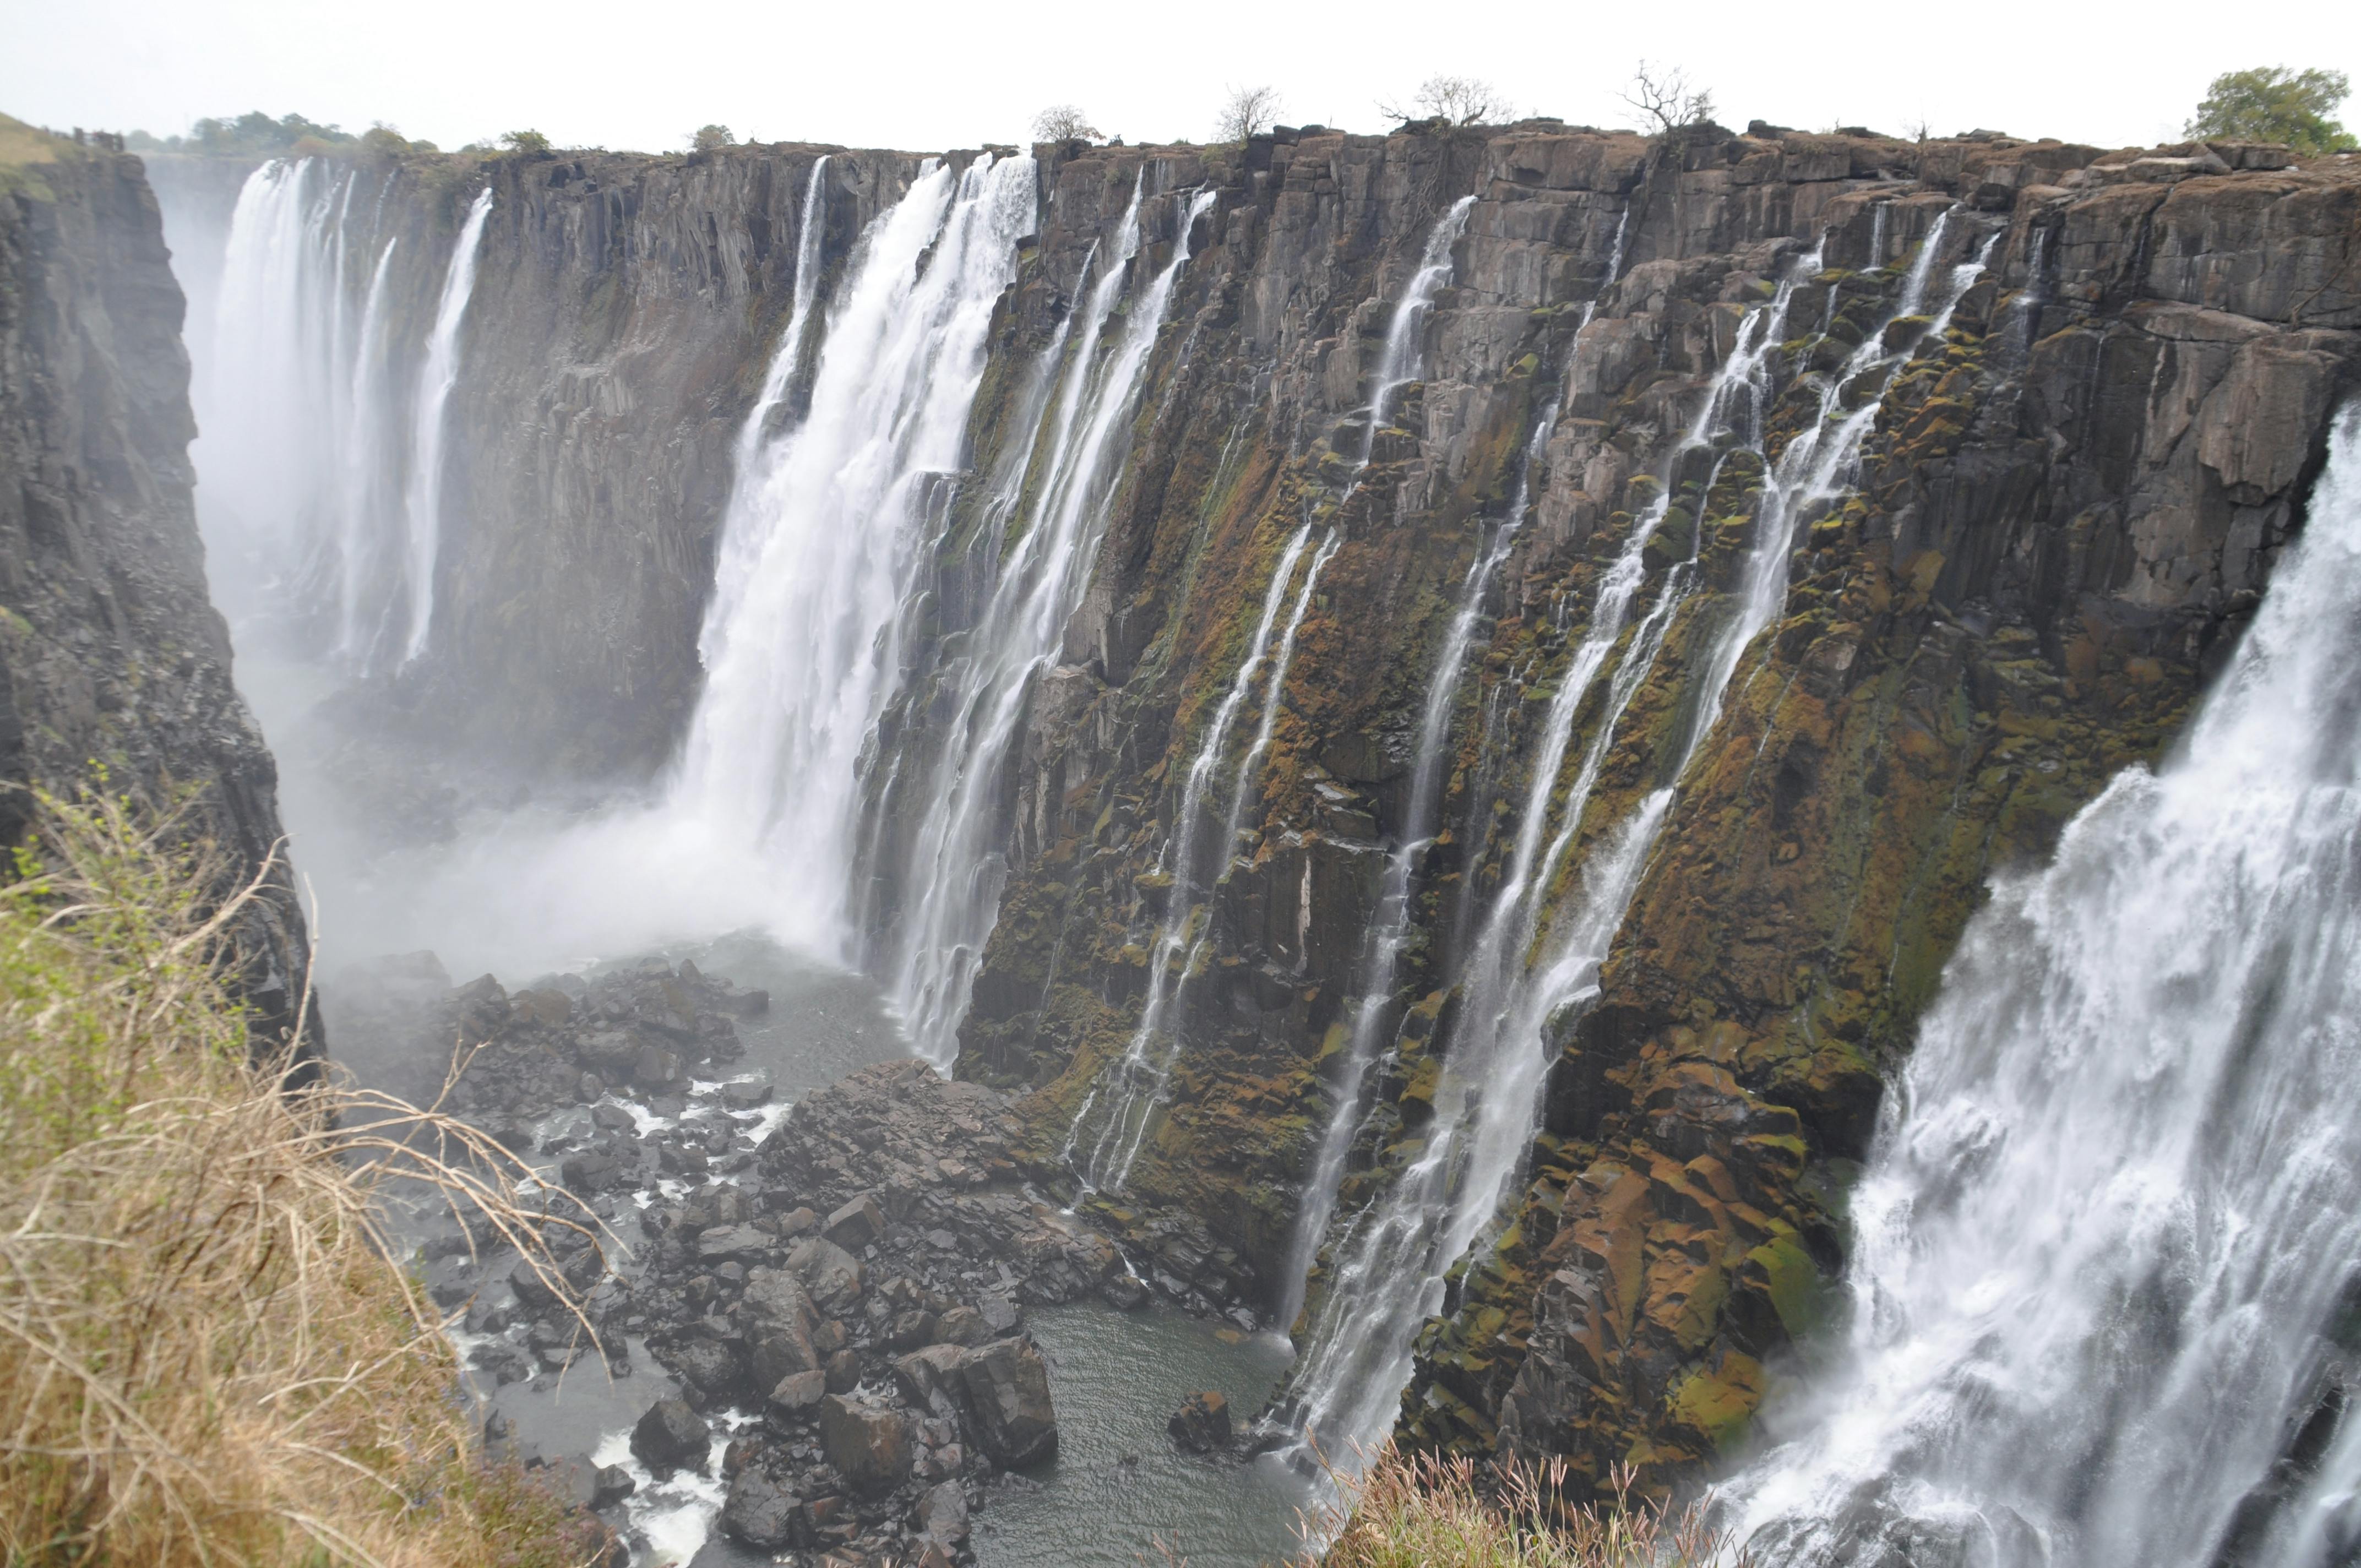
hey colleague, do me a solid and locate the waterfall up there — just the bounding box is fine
[667,154,1038,959]
[399,186,494,667]
[333,236,398,665]
[733,156,834,475]
[882,184,1219,1064]
[1359,196,1476,469]
[1276,202,1633,1334]
[1717,402,2361,1568]
[199,159,371,638]
[1060,520,1334,1191]
[1276,214,1999,1462]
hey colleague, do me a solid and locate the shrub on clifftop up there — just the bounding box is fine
[2186,66,2357,156]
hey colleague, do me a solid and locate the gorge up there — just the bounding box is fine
[6,102,2361,1567]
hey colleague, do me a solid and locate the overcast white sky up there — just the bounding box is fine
[8,0,2357,157]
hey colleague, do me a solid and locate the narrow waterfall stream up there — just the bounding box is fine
[1277,214,2000,1464]
[1714,402,2361,1568]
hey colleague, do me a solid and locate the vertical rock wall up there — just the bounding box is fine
[0,120,315,1049]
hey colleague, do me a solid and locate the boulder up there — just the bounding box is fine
[891,1344,967,1413]
[630,1396,709,1473]
[914,1479,970,1547]
[954,1337,1058,1467]
[591,1464,636,1508]
[576,1031,638,1074]
[750,1326,820,1388]
[721,1074,774,1108]
[721,1468,799,1550]
[824,1347,862,1393]
[741,1266,818,1337]
[633,1043,685,1091]
[1167,1390,1232,1453]
[663,1336,746,1401]
[698,1223,772,1264]
[935,1304,989,1345]
[820,1396,912,1496]
[787,1235,866,1314]
[765,1369,828,1422]
[825,1194,885,1251]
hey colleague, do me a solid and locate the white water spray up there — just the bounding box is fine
[884,185,1220,1063]
[1718,402,2361,1568]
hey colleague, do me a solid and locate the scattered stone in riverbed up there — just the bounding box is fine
[1167,1390,1232,1453]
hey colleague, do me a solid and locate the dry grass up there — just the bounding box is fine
[1301,1446,1740,1568]
[0,787,610,1567]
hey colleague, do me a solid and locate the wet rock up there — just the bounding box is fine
[914,1479,970,1548]
[698,1223,772,1264]
[891,1344,966,1412]
[1100,1275,1149,1310]
[826,1194,885,1250]
[788,1235,867,1315]
[820,1396,912,1496]
[591,1463,636,1508]
[935,1305,989,1344]
[721,1468,801,1549]
[955,1338,1058,1468]
[1167,1391,1231,1453]
[766,1369,828,1421]
[721,1073,774,1108]
[630,1396,709,1474]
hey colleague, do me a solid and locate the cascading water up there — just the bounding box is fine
[882,185,1219,1064]
[665,154,1037,957]
[333,235,399,665]
[733,156,834,473]
[399,186,493,666]
[1276,203,1631,1335]
[198,157,402,656]
[1357,196,1475,469]
[1716,401,2361,1568]
[1276,213,1998,1463]
[1062,521,1336,1193]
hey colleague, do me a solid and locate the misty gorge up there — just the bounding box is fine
[5,61,2361,1568]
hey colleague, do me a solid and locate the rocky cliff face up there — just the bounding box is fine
[906,126,2360,1489]
[142,118,2361,1498]
[0,121,314,1048]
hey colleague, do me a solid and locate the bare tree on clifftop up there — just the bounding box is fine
[1216,84,1282,145]
[1379,74,1509,128]
[1621,61,1716,136]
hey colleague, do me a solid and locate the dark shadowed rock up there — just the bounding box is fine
[787,1235,867,1314]
[630,1396,709,1473]
[1167,1390,1231,1452]
[592,1464,636,1508]
[721,1468,800,1549]
[820,1395,911,1495]
[765,1369,827,1422]
[954,1337,1058,1467]
[825,1193,885,1250]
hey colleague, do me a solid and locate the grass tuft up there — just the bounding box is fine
[0,786,611,1567]
[1301,1446,1742,1568]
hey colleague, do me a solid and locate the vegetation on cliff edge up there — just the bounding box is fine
[0,788,605,1566]
[1304,1448,1737,1568]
